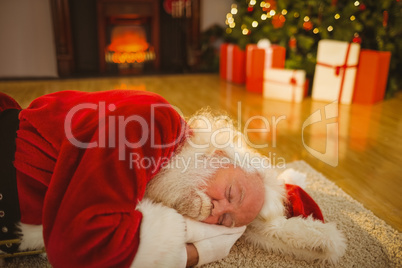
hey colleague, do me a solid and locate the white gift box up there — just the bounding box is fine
[312,39,360,104]
[263,68,306,103]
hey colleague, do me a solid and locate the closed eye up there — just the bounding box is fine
[228,185,232,203]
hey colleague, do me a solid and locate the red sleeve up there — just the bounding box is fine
[14,90,187,267]
[284,184,324,222]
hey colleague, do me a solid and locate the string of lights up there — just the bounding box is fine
[223,0,401,97]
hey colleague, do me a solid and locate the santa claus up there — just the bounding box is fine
[0,90,346,267]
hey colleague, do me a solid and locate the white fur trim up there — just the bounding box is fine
[131,198,187,268]
[277,168,307,188]
[17,222,45,251]
[245,215,347,264]
[258,169,286,221]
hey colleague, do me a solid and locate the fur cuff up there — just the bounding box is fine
[17,222,45,251]
[131,198,187,268]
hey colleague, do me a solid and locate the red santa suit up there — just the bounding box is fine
[13,90,187,267]
[0,90,332,267]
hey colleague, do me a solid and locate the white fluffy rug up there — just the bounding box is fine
[2,161,401,267]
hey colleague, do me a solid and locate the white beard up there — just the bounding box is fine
[144,145,219,221]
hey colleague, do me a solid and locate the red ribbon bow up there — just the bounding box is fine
[316,43,358,101]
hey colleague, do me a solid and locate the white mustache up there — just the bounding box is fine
[174,189,212,221]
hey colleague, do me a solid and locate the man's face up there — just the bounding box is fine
[201,164,265,227]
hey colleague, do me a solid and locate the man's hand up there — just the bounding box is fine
[186,243,199,267]
[185,218,246,266]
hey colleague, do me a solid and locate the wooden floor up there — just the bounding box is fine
[1,73,401,232]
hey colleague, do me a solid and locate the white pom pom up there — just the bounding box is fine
[277,168,307,188]
[257,38,271,49]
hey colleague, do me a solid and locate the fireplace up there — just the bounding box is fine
[50,0,200,76]
[104,16,156,73]
[97,0,160,74]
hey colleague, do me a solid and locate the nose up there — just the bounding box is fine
[211,199,231,217]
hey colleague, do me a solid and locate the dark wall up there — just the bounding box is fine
[69,0,99,74]
[159,1,192,73]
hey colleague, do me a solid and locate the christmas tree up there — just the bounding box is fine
[224,0,402,97]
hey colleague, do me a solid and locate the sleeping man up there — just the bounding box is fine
[0,90,346,267]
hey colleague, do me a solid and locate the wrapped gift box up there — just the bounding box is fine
[353,49,391,104]
[220,43,246,84]
[312,40,360,104]
[263,68,306,103]
[246,44,286,93]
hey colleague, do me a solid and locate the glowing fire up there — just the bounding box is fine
[107,28,149,52]
[106,25,155,64]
